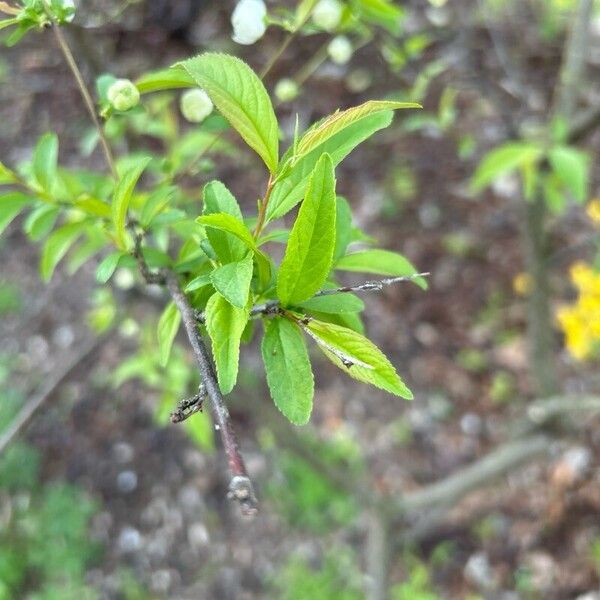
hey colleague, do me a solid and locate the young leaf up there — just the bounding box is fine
[184,272,212,292]
[202,181,246,263]
[23,205,60,241]
[96,251,127,284]
[352,0,404,33]
[295,101,420,160]
[157,301,181,367]
[471,142,542,192]
[0,192,32,236]
[33,133,59,193]
[178,53,279,173]
[0,162,18,185]
[203,180,243,218]
[112,156,151,249]
[197,212,271,283]
[277,153,336,306]
[304,318,412,399]
[334,196,352,261]
[140,186,175,228]
[336,249,427,290]
[40,222,85,281]
[205,292,249,394]
[68,233,108,275]
[135,67,195,94]
[262,318,314,425]
[548,145,589,204]
[298,293,365,314]
[267,111,394,221]
[74,196,112,218]
[210,253,254,309]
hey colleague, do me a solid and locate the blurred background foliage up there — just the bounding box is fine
[1,0,600,598]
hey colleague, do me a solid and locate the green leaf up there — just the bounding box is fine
[33,133,59,193]
[74,196,111,218]
[267,111,394,221]
[67,232,108,275]
[0,192,32,236]
[304,319,412,398]
[262,318,314,425]
[471,142,543,192]
[294,101,420,161]
[184,272,213,292]
[295,0,319,27]
[140,186,175,228]
[351,0,404,32]
[178,53,279,173]
[40,222,85,281]
[202,180,246,263]
[210,254,253,309]
[96,251,127,284]
[548,145,589,204]
[205,292,249,394]
[277,153,337,306]
[0,162,18,185]
[112,156,151,249]
[157,302,181,367]
[336,249,427,290]
[23,205,59,241]
[197,212,271,283]
[135,67,195,94]
[298,293,364,314]
[334,196,352,261]
[0,18,19,31]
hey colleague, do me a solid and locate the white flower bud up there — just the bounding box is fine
[327,35,352,65]
[180,88,214,123]
[274,78,299,103]
[231,0,267,45]
[59,0,76,22]
[107,79,140,112]
[312,0,343,32]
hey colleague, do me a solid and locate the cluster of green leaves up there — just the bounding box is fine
[0,51,423,427]
[471,135,590,213]
[0,0,74,46]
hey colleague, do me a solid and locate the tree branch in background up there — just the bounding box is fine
[0,335,107,456]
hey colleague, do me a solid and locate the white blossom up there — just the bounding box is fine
[180,89,214,123]
[107,79,140,112]
[231,0,267,45]
[274,79,299,103]
[312,0,343,32]
[327,35,352,65]
[57,0,76,22]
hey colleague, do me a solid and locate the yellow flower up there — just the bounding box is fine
[586,199,600,225]
[557,261,600,361]
[513,272,532,296]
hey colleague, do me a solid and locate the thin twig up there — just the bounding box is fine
[166,273,258,515]
[48,20,118,180]
[170,383,206,423]
[195,272,430,324]
[0,335,106,456]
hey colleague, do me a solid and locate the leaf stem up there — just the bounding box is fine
[253,174,274,239]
